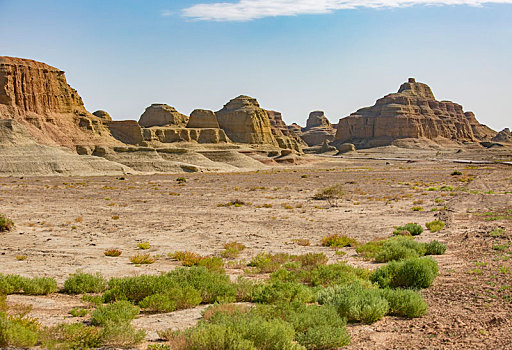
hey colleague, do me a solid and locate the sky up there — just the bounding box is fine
[1,0,511,131]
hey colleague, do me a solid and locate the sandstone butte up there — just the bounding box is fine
[300,111,337,147]
[334,78,498,148]
[0,56,303,154]
[0,56,509,177]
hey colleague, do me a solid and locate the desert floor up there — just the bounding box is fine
[1,154,511,349]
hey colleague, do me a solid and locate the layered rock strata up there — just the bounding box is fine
[0,56,117,147]
[335,78,497,147]
[187,109,220,128]
[300,111,336,146]
[138,104,189,128]
[215,95,278,145]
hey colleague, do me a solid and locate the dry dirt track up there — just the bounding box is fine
[1,157,511,349]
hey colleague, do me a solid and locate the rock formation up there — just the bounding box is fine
[266,110,305,152]
[492,128,512,143]
[300,111,336,146]
[334,78,497,148]
[93,110,112,121]
[143,127,229,144]
[0,56,117,148]
[187,109,220,129]
[215,95,278,146]
[138,104,189,128]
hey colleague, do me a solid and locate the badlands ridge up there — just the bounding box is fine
[0,56,510,176]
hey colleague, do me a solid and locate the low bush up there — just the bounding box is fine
[170,251,203,266]
[69,307,89,317]
[317,283,389,324]
[425,220,445,232]
[313,184,344,207]
[248,252,328,274]
[196,257,225,272]
[103,267,236,306]
[137,242,151,250]
[104,249,122,257]
[424,240,447,255]
[253,281,315,304]
[355,239,385,260]
[357,236,446,262]
[0,214,14,232]
[139,294,177,313]
[451,171,463,176]
[0,275,58,296]
[179,302,349,350]
[254,302,350,349]
[98,321,146,347]
[307,263,370,287]
[0,297,40,348]
[221,242,246,259]
[40,323,102,349]
[321,234,358,248]
[63,272,107,294]
[22,277,58,295]
[90,300,140,326]
[129,253,155,264]
[371,257,439,289]
[379,289,428,318]
[393,223,423,236]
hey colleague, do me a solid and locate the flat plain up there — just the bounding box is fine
[1,155,511,349]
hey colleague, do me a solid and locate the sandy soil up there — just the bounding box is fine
[1,154,511,349]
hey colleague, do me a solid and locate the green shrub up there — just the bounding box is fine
[308,263,370,287]
[148,344,171,350]
[248,252,328,275]
[296,325,350,350]
[91,300,140,326]
[169,287,202,310]
[248,253,282,273]
[379,289,428,318]
[313,184,344,207]
[197,257,225,272]
[104,267,236,306]
[255,303,350,349]
[425,220,445,232]
[317,283,389,324]
[21,277,58,295]
[355,239,386,260]
[451,171,463,176]
[139,294,177,313]
[40,323,102,349]
[137,242,151,250]
[69,307,89,317]
[424,240,447,255]
[0,315,39,348]
[320,234,357,248]
[0,214,14,232]
[393,223,423,236]
[371,257,438,289]
[253,281,314,304]
[0,275,57,295]
[221,242,246,259]
[374,237,426,263]
[129,253,155,264]
[375,245,419,263]
[63,272,107,294]
[0,300,40,348]
[99,321,146,347]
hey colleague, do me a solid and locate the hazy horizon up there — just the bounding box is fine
[1,0,511,131]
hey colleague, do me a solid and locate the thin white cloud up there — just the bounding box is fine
[182,0,512,21]
[161,9,174,17]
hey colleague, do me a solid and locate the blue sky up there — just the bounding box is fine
[1,0,511,131]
